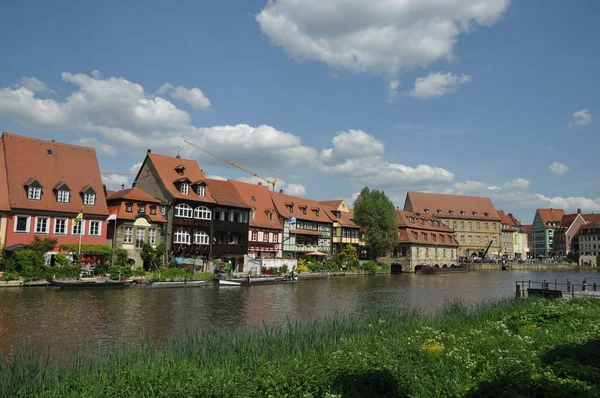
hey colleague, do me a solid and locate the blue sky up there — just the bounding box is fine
[0,0,598,222]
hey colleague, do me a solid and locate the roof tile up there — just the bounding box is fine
[405,192,500,221]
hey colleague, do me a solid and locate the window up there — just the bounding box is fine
[453,221,457,230]
[492,223,497,230]
[54,218,67,235]
[286,204,293,212]
[126,203,133,212]
[460,221,465,229]
[268,212,274,222]
[250,209,256,220]
[460,235,465,243]
[124,227,133,243]
[194,206,211,220]
[485,222,489,230]
[197,185,205,197]
[476,236,481,244]
[135,228,145,248]
[468,222,472,230]
[485,236,489,244]
[14,215,30,233]
[57,190,70,203]
[313,209,319,216]
[174,230,191,244]
[437,209,442,215]
[175,203,193,218]
[422,232,427,241]
[412,232,418,240]
[251,230,258,241]
[89,221,101,236]
[444,220,449,227]
[149,229,156,244]
[180,183,189,195]
[35,217,49,234]
[84,193,96,205]
[431,234,436,242]
[424,208,430,214]
[150,206,156,215]
[264,232,270,242]
[440,235,445,243]
[28,186,41,200]
[449,210,455,215]
[476,222,480,230]
[301,207,307,215]
[467,235,472,243]
[161,206,166,215]
[460,211,465,216]
[194,230,209,245]
[72,219,84,235]
[138,205,145,214]
[272,233,278,243]
[473,212,478,217]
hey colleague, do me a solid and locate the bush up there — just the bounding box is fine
[132,269,147,277]
[108,265,133,280]
[152,267,192,281]
[280,264,288,274]
[1,271,19,281]
[49,265,81,279]
[94,263,110,276]
[296,258,309,273]
[362,260,378,275]
[15,249,46,280]
[198,272,215,281]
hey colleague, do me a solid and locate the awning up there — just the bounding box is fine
[291,229,321,236]
[306,251,328,256]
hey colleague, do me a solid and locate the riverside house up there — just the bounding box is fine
[1,132,108,262]
[229,180,283,258]
[0,136,10,249]
[319,200,366,258]
[497,210,528,260]
[133,151,250,272]
[554,209,600,256]
[105,188,167,269]
[270,191,333,257]
[384,210,459,272]
[404,192,501,259]
[530,208,565,258]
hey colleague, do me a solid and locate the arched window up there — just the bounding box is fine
[175,203,193,218]
[174,229,191,245]
[194,206,211,220]
[194,230,209,245]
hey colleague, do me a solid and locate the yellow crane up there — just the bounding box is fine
[100,171,138,175]
[183,139,281,191]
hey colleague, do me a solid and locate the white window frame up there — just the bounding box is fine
[194,206,211,220]
[124,226,133,243]
[250,209,256,220]
[272,232,278,243]
[135,228,145,249]
[57,190,70,203]
[89,220,102,236]
[54,218,68,235]
[84,193,96,205]
[72,219,85,236]
[35,216,50,234]
[175,203,193,218]
[28,186,41,200]
[180,183,189,195]
[251,230,258,241]
[194,230,209,245]
[14,215,31,233]
[148,229,156,245]
[197,185,205,197]
[263,232,269,242]
[174,230,191,245]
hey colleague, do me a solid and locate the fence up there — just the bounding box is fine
[515,277,600,299]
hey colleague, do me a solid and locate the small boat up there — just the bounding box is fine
[146,280,207,288]
[414,265,467,275]
[219,279,242,286]
[47,278,132,288]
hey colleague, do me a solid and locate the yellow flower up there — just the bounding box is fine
[421,342,445,354]
[521,324,537,332]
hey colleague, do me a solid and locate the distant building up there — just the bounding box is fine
[384,210,459,272]
[555,209,600,255]
[530,208,565,258]
[404,192,501,259]
[319,199,367,258]
[1,132,108,261]
[105,188,167,269]
[269,191,333,257]
[497,210,528,260]
[578,222,600,262]
[0,137,10,249]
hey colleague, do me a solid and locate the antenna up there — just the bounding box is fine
[183,140,281,191]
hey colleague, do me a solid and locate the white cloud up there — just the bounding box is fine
[535,194,600,213]
[256,0,510,77]
[235,175,306,197]
[77,137,117,156]
[158,82,211,110]
[206,175,228,181]
[568,109,592,127]
[19,77,51,93]
[548,162,569,176]
[102,174,130,191]
[409,72,472,98]
[129,162,143,175]
[387,80,400,102]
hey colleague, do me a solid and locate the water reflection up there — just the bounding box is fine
[0,270,597,357]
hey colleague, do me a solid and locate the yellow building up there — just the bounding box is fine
[319,200,367,258]
[404,192,501,259]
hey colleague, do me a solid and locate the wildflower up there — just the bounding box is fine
[421,341,444,354]
[520,324,537,332]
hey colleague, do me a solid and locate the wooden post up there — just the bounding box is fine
[516,282,521,298]
[567,279,571,293]
[544,280,548,290]
[528,280,531,289]
[582,278,587,292]
[594,283,597,292]
[554,279,557,290]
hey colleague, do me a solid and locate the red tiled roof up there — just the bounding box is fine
[404,192,500,221]
[318,200,344,209]
[106,203,167,223]
[580,222,600,231]
[523,224,533,234]
[2,132,108,216]
[270,191,332,224]
[497,210,519,231]
[206,179,249,209]
[536,208,565,228]
[319,200,359,228]
[396,210,458,247]
[146,153,216,203]
[0,137,10,211]
[290,229,322,236]
[106,187,162,203]
[229,180,282,230]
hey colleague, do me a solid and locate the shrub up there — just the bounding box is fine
[108,265,133,280]
[1,271,19,281]
[153,267,192,281]
[132,268,147,277]
[198,272,215,281]
[362,260,378,275]
[297,258,309,273]
[280,264,288,274]
[15,249,46,280]
[49,265,81,279]
[94,263,110,276]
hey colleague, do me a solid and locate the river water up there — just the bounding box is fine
[0,269,598,357]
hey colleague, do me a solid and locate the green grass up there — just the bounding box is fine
[2,298,600,397]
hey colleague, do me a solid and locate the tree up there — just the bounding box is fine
[140,243,166,271]
[337,244,360,270]
[353,187,397,260]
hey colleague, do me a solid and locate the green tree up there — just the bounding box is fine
[353,187,397,260]
[140,243,166,271]
[337,244,360,270]
[30,237,57,254]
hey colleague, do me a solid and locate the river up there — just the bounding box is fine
[0,269,598,357]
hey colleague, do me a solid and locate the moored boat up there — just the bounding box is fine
[47,278,132,288]
[414,265,467,275]
[219,279,242,286]
[146,280,207,288]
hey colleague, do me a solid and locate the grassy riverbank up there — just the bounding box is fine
[2,298,600,397]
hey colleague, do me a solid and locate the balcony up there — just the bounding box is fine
[213,220,248,234]
[173,218,211,228]
[249,241,279,249]
[212,243,247,256]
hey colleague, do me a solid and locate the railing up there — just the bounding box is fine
[515,277,600,299]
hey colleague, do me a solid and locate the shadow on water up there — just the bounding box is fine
[332,369,409,398]
[466,338,600,397]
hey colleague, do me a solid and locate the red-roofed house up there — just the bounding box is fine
[0,136,10,248]
[578,222,600,264]
[106,188,167,269]
[531,208,565,257]
[270,191,333,256]
[229,180,283,258]
[319,199,368,258]
[555,209,600,255]
[384,210,459,272]
[2,132,108,258]
[497,210,528,260]
[133,151,250,272]
[404,192,501,258]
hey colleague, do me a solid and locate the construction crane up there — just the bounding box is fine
[183,140,281,191]
[100,172,138,175]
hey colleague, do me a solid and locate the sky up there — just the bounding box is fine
[0,0,599,223]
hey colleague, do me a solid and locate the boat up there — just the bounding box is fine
[47,278,132,288]
[146,280,207,288]
[414,265,467,275]
[219,279,242,286]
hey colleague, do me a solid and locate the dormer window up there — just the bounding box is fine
[84,193,95,205]
[332,211,341,218]
[286,203,294,212]
[180,182,189,195]
[409,217,415,224]
[250,208,256,220]
[412,232,418,240]
[419,218,424,224]
[28,186,41,200]
[197,184,205,197]
[449,210,455,215]
[138,205,146,214]
[57,190,70,203]
[150,206,157,215]
[312,208,320,216]
[437,209,442,215]
[424,208,430,214]
[125,203,133,212]
[300,206,307,215]
[484,212,489,217]
[175,165,185,176]
[268,212,274,222]
[473,211,478,217]
[460,210,465,216]
[161,206,166,215]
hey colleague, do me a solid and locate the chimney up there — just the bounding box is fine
[279,189,284,194]
[577,208,581,214]
[147,149,151,154]
[102,184,107,197]
[258,182,262,185]
[121,184,125,190]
